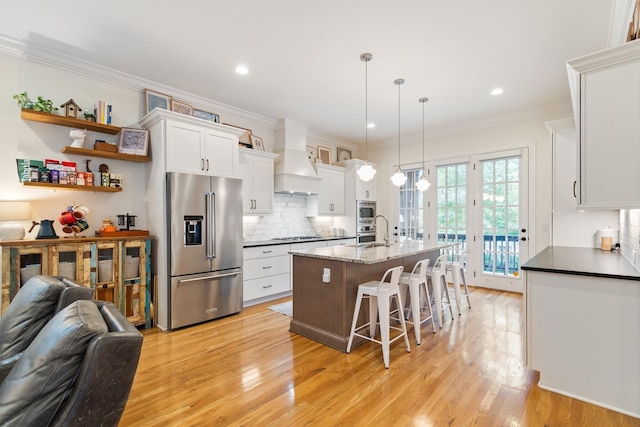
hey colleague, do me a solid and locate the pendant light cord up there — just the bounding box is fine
[365,56,368,162]
[394,79,404,169]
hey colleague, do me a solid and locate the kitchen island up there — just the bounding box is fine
[522,246,640,418]
[288,241,450,352]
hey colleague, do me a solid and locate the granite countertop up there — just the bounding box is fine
[521,246,640,281]
[289,240,454,264]
[243,236,355,248]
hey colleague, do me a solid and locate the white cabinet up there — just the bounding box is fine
[341,159,377,201]
[143,109,241,178]
[239,150,278,215]
[243,245,290,305]
[306,164,345,216]
[567,40,640,208]
[547,119,618,247]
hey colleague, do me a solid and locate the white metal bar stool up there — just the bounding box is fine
[428,254,455,327]
[346,266,410,368]
[398,258,437,345]
[446,248,471,311]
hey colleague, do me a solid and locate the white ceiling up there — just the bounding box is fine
[1,1,615,145]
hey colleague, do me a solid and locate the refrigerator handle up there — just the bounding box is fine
[206,192,216,259]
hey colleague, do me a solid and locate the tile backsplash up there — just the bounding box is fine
[619,209,640,269]
[242,193,336,242]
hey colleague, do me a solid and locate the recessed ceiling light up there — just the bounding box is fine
[491,88,504,96]
[367,123,375,128]
[235,65,249,75]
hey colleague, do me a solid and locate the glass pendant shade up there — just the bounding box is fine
[391,168,407,186]
[357,162,376,181]
[357,52,376,182]
[416,176,431,191]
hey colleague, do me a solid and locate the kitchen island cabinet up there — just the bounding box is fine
[289,241,449,351]
[522,246,640,418]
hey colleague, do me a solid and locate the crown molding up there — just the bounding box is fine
[369,100,573,147]
[0,34,277,129]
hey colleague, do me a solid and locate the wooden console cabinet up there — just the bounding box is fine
[0,236,152,328]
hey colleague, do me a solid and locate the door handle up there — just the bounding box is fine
[573,180,577,198]
[178,270,242,283]
[206,159,210,171]
[201,158,205,171]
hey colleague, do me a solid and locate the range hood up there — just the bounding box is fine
[273,119,321,194]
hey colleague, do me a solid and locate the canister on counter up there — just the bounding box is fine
[85,172,94,186]
[76,172,85,186]
[59,171,68,185]
[101,172,110,187]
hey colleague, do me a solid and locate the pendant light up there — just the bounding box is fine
[357,53,376,182]
[416,97,431,192]
[390,78,407,187]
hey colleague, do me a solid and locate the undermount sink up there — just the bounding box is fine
[346,242,390,249]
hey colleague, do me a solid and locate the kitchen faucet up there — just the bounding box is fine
[374,214,390,247]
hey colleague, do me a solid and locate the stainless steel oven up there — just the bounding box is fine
[356,200,376,243]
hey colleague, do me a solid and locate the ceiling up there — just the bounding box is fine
[0,1,615,145]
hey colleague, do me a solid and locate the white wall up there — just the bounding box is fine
[0,52,148,237]
[366,110,575,256]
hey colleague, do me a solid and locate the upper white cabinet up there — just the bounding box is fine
[239,149,278,215]
[306,163,345,216]
[547,119,618,247]
[141,109,242,178]
[567,40,640,208]
[342,159,377,201]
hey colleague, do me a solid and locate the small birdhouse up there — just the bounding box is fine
[60,99,82,118]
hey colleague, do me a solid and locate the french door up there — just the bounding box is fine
[426,149,530,293]
[473,149,529,292]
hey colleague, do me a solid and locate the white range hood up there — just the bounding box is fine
[273,119,321,194]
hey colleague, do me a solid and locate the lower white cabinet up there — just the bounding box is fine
[243,245,290,305]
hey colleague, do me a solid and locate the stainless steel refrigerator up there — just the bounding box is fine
[166,172,243,329]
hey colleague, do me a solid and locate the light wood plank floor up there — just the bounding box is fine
[120,288,640,426]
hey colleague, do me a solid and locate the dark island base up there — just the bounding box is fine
[289,249,440,352]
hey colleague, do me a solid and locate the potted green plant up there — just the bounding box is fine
[12,91,58,114]
[83,111,96,122]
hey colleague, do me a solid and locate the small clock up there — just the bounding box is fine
[337,147,352,162]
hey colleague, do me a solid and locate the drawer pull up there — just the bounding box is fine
[262,284,272,289]
[262,250,272,254]
[263,265,272,269]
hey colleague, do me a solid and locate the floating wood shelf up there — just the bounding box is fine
[23,182,122,192]
[21,108,121,135]
[61,146,149,162]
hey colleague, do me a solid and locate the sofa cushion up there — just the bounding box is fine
[0,275,66,359]
[0,300,108,427]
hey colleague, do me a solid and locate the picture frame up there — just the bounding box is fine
[118,127,150,156]
[223,123,253,145]
[250,135,265,151]
[337,147,352,162]
[192,108,220,123]
[145,89,172,114]
[171,100,193,116]
[306,145,317,162]
[317,146,331,165]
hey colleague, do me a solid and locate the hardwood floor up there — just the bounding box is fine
[120,288,639,426]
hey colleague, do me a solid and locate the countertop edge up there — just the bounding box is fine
[521,246,640,281]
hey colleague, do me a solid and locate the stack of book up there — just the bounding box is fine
[94,101,113,125]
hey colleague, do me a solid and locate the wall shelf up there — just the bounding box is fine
[23,182,122,192]
[21,108,121,135]
[61,146,149,162]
